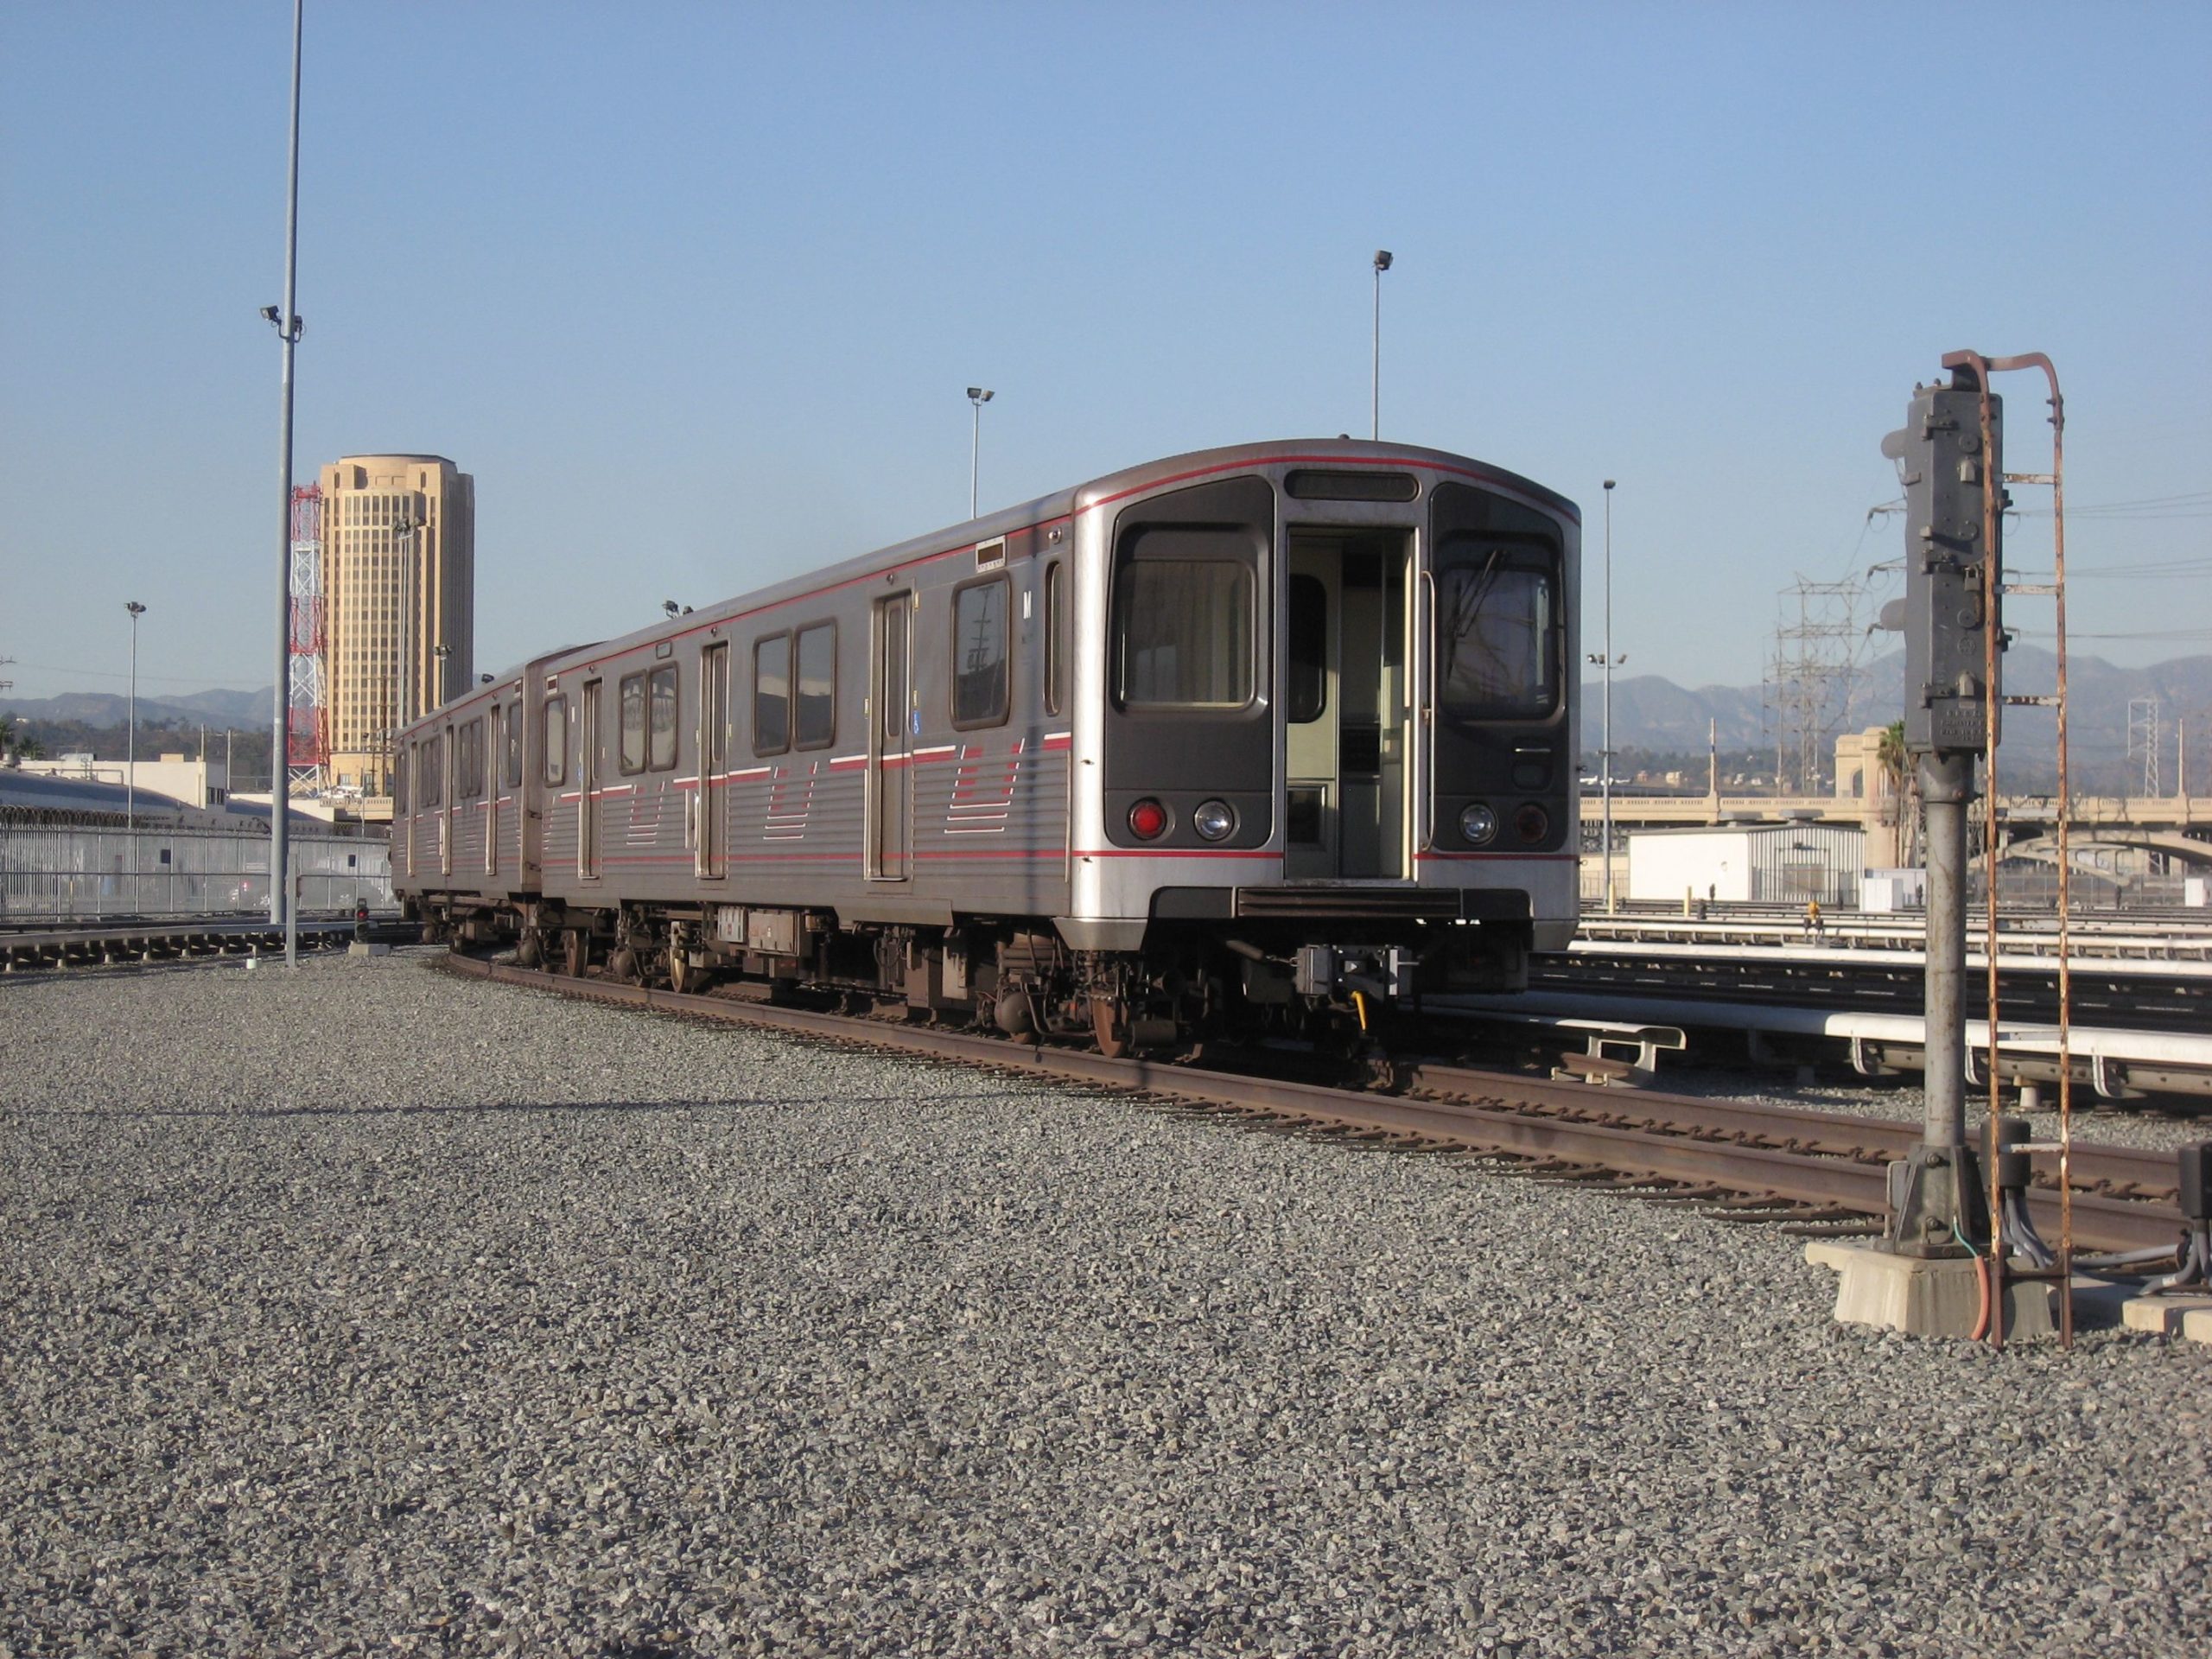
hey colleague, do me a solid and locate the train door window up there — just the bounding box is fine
[505,701,524,789]
[1043,561,1065,716]
[1434,543,1558,721]
[543,693,569,785]
[422,734,442,805]
[1286,574,1329,723]
[1114,559,1253,708]
[795,621,836,749]
[393,747,408,814]
[579,680,601,880]
[753,633,791,755]
[647,664,679,771]
[950,575,1009,728]
[618,671,648,774]
[698,643,729,880]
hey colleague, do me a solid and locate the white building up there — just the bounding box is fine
[19,753,231,810]
[1628,821,1867,906]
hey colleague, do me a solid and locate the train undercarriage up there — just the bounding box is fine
[411,893,1531,1058]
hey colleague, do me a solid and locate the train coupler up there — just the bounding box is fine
[1294,944,1412,1008]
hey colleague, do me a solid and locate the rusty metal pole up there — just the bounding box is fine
[1971,363,2008,1347]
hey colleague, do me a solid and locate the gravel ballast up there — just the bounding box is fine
[3,950,2207,1657]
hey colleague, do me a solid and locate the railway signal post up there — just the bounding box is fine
[1879,362,2004,1261]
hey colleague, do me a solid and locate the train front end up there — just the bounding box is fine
[1063,440,1578,1048]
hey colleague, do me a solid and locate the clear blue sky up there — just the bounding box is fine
[4,2,2206,705]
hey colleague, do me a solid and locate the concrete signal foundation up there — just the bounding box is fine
[1805,1241,2061,1340]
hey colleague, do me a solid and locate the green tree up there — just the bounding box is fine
[1876,720,1921,866]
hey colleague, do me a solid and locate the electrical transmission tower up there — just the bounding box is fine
[287,485,328,797]
[1764,576,1866,796]
[2127,696,2162,798]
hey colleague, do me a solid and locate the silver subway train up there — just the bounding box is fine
[391,439,1580,1053]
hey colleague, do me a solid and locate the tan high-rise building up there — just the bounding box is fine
[320,454,474,793]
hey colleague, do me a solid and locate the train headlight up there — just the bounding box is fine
[1459,803,1498,845]
[1516,804,1550,844]
[1128,798,1171,841]
[1192,799,1236,842]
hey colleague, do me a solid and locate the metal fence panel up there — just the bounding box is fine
[0,824,391,923]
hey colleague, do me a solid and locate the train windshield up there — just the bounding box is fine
[1115,559,1253,709]
[1435,545,1557,720]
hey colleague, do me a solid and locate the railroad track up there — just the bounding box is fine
[1536,952,2211,1032]
[435,953,2193,1257]
[0,917,385,971]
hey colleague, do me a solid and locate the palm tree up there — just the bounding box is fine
[1875,719,1921,866]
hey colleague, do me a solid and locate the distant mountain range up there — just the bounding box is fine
[10,648,2206,791]
[1591,647,2212,791]
[2,686,272,731]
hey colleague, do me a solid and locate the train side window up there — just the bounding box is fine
[950,575,1009,729]
[647,664,678,771]
[1434,542,1559,720]
[794,621,836,749]
[393,747,408,814]
[458,717,485,799]
[1043,561,1065,717]
[543,694,569,785]
[753,633,791,755]
[618,671,647,774]
[1286,574,1328,724]
[1114,559,1253,709]
[505,702,524,789]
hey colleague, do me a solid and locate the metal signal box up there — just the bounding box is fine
[1882,371,2004,753]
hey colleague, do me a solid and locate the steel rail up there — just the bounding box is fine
[2,918,361,969]
[437,955,2185,1255]
[1397,1059,2175,1202]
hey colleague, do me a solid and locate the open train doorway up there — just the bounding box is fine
[1285,530,1411,880]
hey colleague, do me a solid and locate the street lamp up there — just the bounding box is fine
[1586,480,1624,912]
[1371,250,1393,442]
[125,601,147,912]
[433,643,453,709]
[967,387,994,519]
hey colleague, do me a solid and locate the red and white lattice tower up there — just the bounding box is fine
[286,484,328,796]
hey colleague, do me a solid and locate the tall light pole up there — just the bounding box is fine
[1370,250,1393,441]
[125,601,147,912]
[263,0,306,958]
[967,387,994,519]
[1586,480,1623,912]
[433,643,452,709]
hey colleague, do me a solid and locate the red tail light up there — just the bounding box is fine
[1128,798,1170,841]
[1516,804,1549,844]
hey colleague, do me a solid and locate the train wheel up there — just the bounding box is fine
[563,928,588,977]
[1090,994,1131,1060]
[608,947,639,984]
[516,927,543,969]
[668,950,697,995]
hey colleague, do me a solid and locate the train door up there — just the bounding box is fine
[1284,531,1410,879]
[486,702,502,878]
[697,644,728,880]
[578,679,601,880]
[439,720,454,876]
[867,593,912,880]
